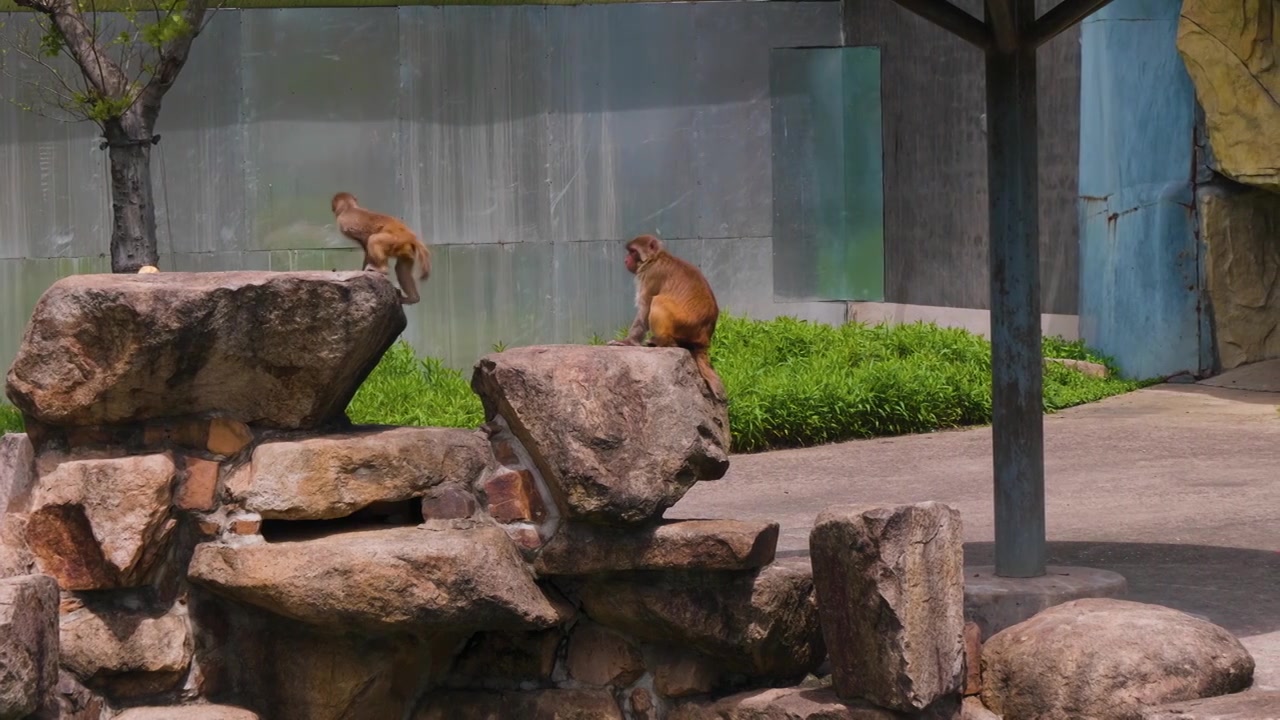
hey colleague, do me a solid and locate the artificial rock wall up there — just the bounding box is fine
[0,271,971,720]
[1177,0,1280,371]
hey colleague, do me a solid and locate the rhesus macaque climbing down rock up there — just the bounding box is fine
[331,191,431,305]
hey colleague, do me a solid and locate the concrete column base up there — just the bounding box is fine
[963,565,1128,640]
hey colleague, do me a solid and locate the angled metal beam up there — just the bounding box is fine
[985,0,1046,578]
[984,0,1021,52]
[1027,0,1116,48]
[888,0,994,51]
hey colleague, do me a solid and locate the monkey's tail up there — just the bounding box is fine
[691,348,727,402]
[416,242,431,281]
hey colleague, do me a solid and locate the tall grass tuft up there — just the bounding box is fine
[345,341,485,428]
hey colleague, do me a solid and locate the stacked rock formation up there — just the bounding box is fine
[0,271,813,720]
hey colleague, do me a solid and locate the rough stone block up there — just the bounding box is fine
[421,483,479,520]
[471,345,730,524]
[0,574,59,719]
[565,621,644,687]
[0,515,34,579]
[581,559,825,680]
[414,689,624,719]
[206,418,253,456]
[3,271,405,430]
[982,598,1255,720]
[26,453,177,590]
[143,418,209,451]
[482,469,548,524]
[654,649,719,698]
[535,519,778,575]
[963,621,982,696]
[188,525,569,634]
[60,605,192,699]
[809,502,965,711]
[177,457,220,512]
[0,433,34,513]
[233,427,489,521]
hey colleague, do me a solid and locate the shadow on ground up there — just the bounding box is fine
[778,540,1280,637]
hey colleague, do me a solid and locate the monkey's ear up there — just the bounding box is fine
[644,235,664,255]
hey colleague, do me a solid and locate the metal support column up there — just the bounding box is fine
[985,0,1046,578]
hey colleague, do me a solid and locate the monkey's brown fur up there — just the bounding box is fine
[331,191,431,305]
[609,234,726,400]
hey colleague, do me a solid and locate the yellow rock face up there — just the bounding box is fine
[1176,0,1280,193]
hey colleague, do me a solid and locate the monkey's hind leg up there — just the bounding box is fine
[394,259,421,305]
[364,233,409,302]
[646,295,680,347]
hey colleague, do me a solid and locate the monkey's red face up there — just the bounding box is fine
[624,246,640,274]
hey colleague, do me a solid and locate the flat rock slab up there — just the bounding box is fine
[115,704,260,720]
[1143,690,1280,719]
[534,519,779,575]
[670,686,901,719]
[188,525,567,634]
[232,427,490,520]
[0,574,59,719]
[0,433,33,514]
[4,271,405,430]
[581,559,825,680]
[982,598,1255,720]
[471,345,730,525]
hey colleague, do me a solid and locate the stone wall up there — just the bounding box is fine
[0,271,1261,719]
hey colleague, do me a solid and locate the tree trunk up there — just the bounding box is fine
[104,114,159,273]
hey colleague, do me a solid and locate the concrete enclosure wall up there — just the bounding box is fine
[841,0,1083,316]
[0,2,853,374]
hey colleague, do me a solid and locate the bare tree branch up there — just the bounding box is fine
[12,0,127,100]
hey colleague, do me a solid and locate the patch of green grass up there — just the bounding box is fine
[343,316,1153,454]
[345,341,485,429]
[0,404,22,436]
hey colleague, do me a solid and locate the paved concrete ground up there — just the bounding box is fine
[669,373,1280,688]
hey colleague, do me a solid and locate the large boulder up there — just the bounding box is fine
[982,598,1255,720]
[0,574,59,719]
[809,503,965,711]
[471,345,730,525]
[534,519,779,575]
[188,524,568,634]
[60,604,192,699]
[26,453,176,590]
[580,559,825,680]
[4,271,405,430]
[1176,0,1280,193]
[230,427,491,520]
